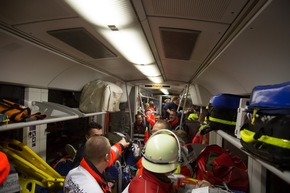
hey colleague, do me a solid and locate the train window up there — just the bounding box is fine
[46,89,88,163]
[0,84,25,104]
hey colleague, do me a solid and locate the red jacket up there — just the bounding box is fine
[109,143,123,166]
[0,152,10,185]
[128,169,174,193]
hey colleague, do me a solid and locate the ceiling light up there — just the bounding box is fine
[160,89,169,95]
[147,76,163,84]
[65,0,133,27]
[99,28,154,64]
[135,64,161,77]
[65,0,160,73]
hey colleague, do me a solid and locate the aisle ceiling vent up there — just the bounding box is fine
[160,28,200,60]
[47,28,116,59]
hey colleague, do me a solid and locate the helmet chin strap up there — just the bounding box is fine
[142,129,182,163]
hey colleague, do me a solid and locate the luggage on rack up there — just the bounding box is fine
[0,99,31,122]
[247,81,290,114]
[240,81,290,169]
[207,94,248,136]
[0,99,46,123]
[79,80,123,113]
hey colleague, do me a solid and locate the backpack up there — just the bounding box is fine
[195,145,249,192]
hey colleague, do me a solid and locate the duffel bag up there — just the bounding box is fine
[247,81,290,115]
[240,114,290,169]
[0,99,46,123]
[195,144,249,192]
[207,94,249,136]
[240,81,290,169]
[0,99,31,122]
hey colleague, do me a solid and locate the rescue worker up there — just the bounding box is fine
[151,120,171,134]
[154,113,162,123]
[135,122,197,178]
[128,131,180,193]
[72,122,129,168]
[187,113,199,121]
[64,136,112,193]
[0,151,10,185]
[132,113,148,145]
[168,109,180,130]
[162,96,179,120]
[174,130,197,178]
[134,120,171,175]
[144,102,156,128]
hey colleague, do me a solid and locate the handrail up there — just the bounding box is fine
[0,101,106,132]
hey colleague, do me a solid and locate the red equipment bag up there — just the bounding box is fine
[195,145,249,192]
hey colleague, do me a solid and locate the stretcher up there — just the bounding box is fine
[0,139,64,192]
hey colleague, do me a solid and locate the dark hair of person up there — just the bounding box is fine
[135,113,143,119]
[85,122,102,135]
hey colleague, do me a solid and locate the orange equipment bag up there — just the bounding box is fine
[0,99,31,122]
[0,99,46,123]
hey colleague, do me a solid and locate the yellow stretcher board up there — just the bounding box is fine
[0,139,64,191]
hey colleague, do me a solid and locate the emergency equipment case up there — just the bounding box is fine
[79,80,123,113]
[207,94,248,136]
[240,81,290,169]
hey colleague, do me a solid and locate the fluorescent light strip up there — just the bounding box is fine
[160,89,169,95]
[65,0,156,64]
[134,64,161,77]
[65,0,162,81]
[65,0,133,27]
[147,76,163,84]
[99,28,154,65]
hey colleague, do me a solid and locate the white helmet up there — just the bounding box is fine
[142,129,181,173]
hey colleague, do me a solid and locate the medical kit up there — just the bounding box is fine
[240,81,290,169]
[207,94,248,136]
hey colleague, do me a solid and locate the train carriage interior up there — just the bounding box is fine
[0,0,290,193]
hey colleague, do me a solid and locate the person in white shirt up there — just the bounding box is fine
[64,136,112,193]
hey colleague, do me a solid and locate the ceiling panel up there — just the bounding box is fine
[148,17,228,83]
[0,0,278,96]
[89,58,147,81]
[142,0,248,23]
[0,0,77,25]
[196,0,290,95]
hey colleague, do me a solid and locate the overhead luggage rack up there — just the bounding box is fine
[0,101,106,131]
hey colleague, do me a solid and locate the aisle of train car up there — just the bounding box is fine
[1,0,290,193]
